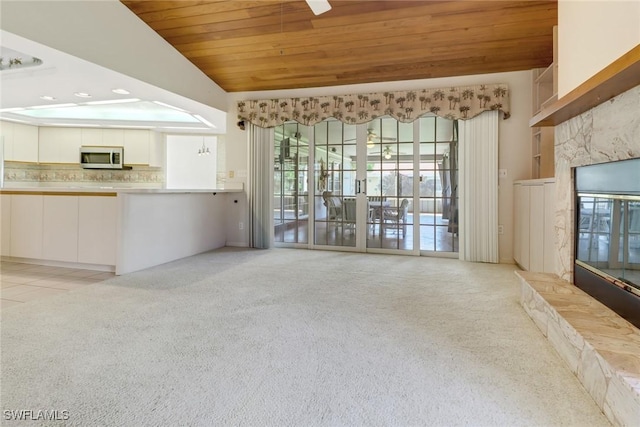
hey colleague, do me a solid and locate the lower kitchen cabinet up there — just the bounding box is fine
[10,194,44,259]
[3,193,117,267]
[1,195,11,256]
[43,196,79,262]
[78,196,117,265]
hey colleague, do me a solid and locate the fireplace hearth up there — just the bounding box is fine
[575,158,640,328]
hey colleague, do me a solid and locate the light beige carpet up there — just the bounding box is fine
[1,248,610,426]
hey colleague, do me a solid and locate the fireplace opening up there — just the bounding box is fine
[575,158,640,328]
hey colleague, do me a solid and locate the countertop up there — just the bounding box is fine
[0,186,243,195]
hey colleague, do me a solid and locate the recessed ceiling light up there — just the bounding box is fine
[74,92,92,98]
[40,95,56,101]
[112,88,130,95]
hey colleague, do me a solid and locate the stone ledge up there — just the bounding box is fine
[516,271,640,427]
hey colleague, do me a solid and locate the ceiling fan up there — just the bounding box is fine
[368,145,394,160]
[345,130,396,146]
[306,0,332,15]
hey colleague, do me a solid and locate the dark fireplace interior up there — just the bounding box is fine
[575,158,640,328]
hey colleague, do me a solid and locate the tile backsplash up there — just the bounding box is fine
[3,162,165,188]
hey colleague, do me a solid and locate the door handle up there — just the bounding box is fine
[356,180,361,194]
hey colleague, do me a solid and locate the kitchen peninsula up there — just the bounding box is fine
[0,186,242,275]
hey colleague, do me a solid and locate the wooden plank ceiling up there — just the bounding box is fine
[121,0,557,93]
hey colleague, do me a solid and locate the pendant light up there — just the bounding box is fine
[198,139,211,156]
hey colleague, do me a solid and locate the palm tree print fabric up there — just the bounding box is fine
[237,84,509,128]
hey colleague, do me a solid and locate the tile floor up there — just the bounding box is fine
[1,262,114,310]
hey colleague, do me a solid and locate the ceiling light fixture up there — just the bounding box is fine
[198,139,211,156]
[74,92,92,98]
[111,88,130,95]
[39,95,56,101]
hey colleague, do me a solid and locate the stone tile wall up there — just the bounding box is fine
[554,85,640,281]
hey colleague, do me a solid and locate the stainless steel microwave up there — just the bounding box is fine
[80,146,125,169]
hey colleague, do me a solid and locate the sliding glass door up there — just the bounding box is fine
[273,116,458,255]
[274,122,310,245]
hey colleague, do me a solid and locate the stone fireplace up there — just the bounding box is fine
[554,84,640,282]
[516,83,640,426]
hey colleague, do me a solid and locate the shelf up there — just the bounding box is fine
[530,45,640,127]
[535,63,554,84]
[540,94,558,109]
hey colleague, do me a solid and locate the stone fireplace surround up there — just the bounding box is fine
[518,84,640,426]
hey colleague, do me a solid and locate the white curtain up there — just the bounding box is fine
[248,124,274,249]
[458,110,499,263]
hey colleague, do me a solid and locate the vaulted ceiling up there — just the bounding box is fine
[121,0,557,93]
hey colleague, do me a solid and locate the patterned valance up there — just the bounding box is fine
[237,84,510,128]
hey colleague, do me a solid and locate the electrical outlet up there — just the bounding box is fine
[239,222,244,230]
[498,224,504,234]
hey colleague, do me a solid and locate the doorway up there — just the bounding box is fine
[273,116,458,255]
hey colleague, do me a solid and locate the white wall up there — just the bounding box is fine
[0,0,227,113]
[558,0,640,97]
[166,135,217,189]
[225,70,533,262]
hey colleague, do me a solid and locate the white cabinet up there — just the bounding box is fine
[149,131,163,167]
[1,195,11,256]
[10,195,43,259]
[42,196,79,262]
[513,179,556,273]
[79,128,151,165]
[39,127,82,163]
[78,196,117,265]
[81,128,103,146]
[0,121,39,162]
[123,129,150,165]
[4,193,117,267]
[102,129,125,147]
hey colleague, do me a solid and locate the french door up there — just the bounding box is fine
[273,116,458,255]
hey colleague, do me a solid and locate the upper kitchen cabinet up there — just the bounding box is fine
[0,121,39,163]
[38,127,155,165]
[123,129,151,165]
[39,127,82,164]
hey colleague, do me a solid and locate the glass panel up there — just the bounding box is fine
[314,119,356,248]
[577,196,640,290]
[274,122,309,244]
[418,117,457,252]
